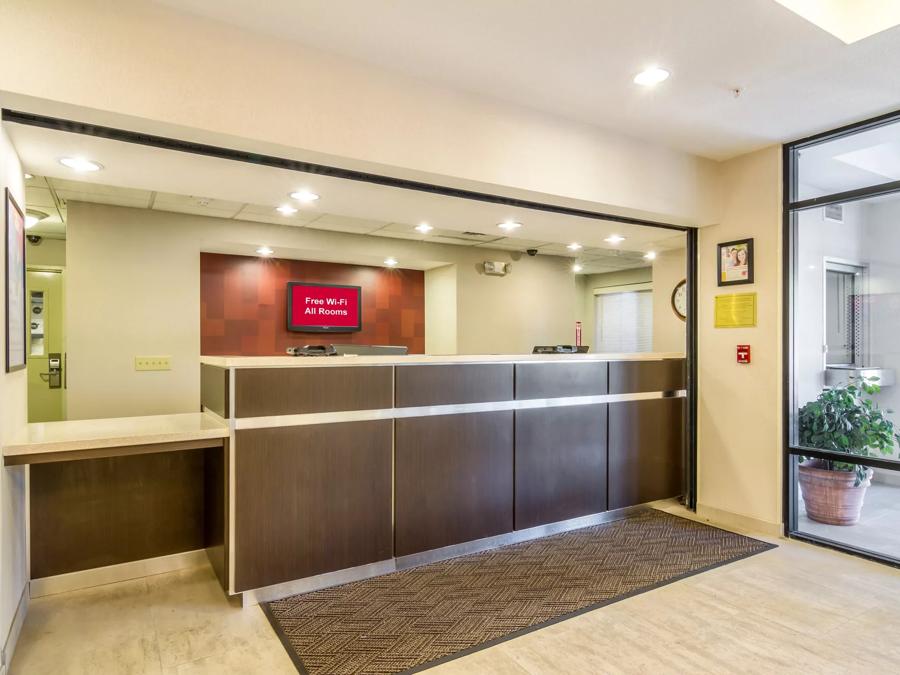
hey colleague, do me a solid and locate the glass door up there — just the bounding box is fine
[785,112,900,564]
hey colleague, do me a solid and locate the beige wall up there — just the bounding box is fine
[25,237,65,267]
[0,0,793,587]
[577,261,688,354]
[456,256,577,354]
[0,124,28,655]
[66,202,581,418]
[652,248,688,353]
[578,268,652,351]
[424,265,457,355]
[697,146,783,531]
[0,0,719,227]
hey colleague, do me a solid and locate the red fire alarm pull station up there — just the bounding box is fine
[737,345,751,364]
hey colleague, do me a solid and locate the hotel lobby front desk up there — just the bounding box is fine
[201,353,686,602]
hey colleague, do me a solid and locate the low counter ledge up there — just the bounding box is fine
[3,412,230,465]
[200,352,686,368]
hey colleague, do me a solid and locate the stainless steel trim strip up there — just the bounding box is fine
[227,367,237,595]
[239,505,649,605]
[395,504,648,570]
[241,559,397,606]
[234,390,687,430]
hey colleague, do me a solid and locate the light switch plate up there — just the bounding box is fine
[135,356,172,371]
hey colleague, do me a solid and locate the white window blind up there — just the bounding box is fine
[595,290,653,353]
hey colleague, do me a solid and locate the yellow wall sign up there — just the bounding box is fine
[715,292,757,328]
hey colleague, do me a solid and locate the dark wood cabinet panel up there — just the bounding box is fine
[234,366,393,417]
[200,363,229,418]
[31,451,206,579]
[515,362,608,400]
[234,421,393,591]
[203,443,229,591]
[515,405,608,530]
[608,359,685,394]
[395,364,513,407]
[395,412,514,556]
[608,398,684,510]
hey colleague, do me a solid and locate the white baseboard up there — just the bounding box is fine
[0,582,29,675]
[696,503,783,537]
[30,549,209,598]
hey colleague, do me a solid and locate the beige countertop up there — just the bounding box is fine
[200,352,686,368]
[4,412,229,458]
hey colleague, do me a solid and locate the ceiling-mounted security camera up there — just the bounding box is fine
[526,248,538,256]
[26,235,43,245]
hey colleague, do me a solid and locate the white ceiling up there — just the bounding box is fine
[151,0,900,161]
[11,123,683,275]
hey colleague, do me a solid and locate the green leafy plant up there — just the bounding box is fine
[798,377,899,485]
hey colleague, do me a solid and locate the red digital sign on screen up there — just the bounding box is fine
[287,282,362,332]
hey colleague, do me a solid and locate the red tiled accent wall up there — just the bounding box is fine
[201,253,425,355]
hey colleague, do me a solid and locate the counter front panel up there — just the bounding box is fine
[200,353,686,596]
[608,397,685,510]
[395,411,514,557]
[234,366,393,418]
[395,363,513,408]
[233,420,393,592]
[514,362,609,400]
[609,358,686,395]
[514,404,608,530]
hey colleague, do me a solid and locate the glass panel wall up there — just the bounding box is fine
[787,114,900,563]
[794,117,900,201]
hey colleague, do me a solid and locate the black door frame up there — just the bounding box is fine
[783,107,900,568]
[2,108,700,509]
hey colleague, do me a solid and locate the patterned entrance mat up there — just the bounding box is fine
[262,509,775,674]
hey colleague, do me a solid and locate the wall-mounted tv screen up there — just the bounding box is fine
[287,282,362,332]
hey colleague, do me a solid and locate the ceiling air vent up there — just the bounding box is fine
[824,204,844,223]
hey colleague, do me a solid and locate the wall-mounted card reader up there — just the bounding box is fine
[45,352,62,389]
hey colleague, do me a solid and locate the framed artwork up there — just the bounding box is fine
[5,188,26,372]
[717,238,754,287]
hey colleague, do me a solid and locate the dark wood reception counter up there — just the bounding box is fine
[200,353,687,602]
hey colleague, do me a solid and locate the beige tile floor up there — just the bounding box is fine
[12,505,900,674]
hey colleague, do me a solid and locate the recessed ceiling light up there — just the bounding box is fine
[25,210,47,229]
[23,173,33,180]
[256,246,274,256]
[567,242,583,251]
[59,157,103,172]
[289,189,320,203]
[384,257,399,267]
[498,221,522,232]
[572,263,584,273]
[415,222,433,234]
[633,67,670,87]
[604,234,626,244]
[276,204,298,216]
[644,251,658,261]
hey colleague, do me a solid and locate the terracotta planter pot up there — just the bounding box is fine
[798,460,873,526]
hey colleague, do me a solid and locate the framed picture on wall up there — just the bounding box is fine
[717,238,754,287]
[5,188,26,372]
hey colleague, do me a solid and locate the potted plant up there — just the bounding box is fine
[797,377,899,526]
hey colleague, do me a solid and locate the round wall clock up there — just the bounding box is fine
[671,279,687,321]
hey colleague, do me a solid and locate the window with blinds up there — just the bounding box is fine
[595,290,653,353]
